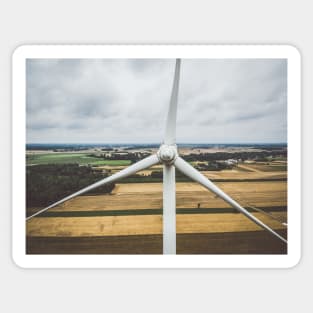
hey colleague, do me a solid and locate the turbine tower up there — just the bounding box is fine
[26,59,287,253]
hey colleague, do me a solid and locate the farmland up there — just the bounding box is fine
[27,212,286,237]
[237,163,287,172]
[26,143,288,254]
[27,181,286,214]
[26,153,132,166]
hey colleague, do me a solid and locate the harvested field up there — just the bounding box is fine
[26,230,287,254]
[28,181,286,214]
[111,181,286,194]
[94,164,162,174]
[238,163,287,172]
[95,164,287,181]
[203,169,286,181]
[27,212,286,237]
[26,212,287,254]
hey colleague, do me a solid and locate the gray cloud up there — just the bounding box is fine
[26,58,287,143]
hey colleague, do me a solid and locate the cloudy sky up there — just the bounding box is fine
[26,58,287,144]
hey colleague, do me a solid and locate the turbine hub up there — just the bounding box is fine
[157,144,178,164]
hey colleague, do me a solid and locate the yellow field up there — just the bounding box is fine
[95,164,287,179]
[26,212,286,237]
[95,164,163,174]
[203,166,286,180]
[42,181,286,213]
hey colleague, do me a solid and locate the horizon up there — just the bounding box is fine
[26,142,287,146]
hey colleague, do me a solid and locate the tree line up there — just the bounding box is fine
[26,164,115,208]
[183,150,287,162]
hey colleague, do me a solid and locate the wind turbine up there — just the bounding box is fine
[26,59,287,254]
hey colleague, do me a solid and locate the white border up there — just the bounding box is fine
[12,45,301,268]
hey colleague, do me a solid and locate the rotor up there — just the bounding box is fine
[157,144,178,164]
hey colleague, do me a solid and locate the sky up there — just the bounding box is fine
[26,58,287,144]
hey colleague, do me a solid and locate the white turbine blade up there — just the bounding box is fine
[26,154,159,221]
[163,164,176,254]
[164,59,181,145]
[174,157,287,244]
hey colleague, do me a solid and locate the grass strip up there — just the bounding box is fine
[33,206,287,218]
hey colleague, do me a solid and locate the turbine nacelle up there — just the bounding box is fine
[157,144,178,164]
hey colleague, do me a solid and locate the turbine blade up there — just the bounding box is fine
[164,59,181,145]
[163,164,176,254]
[26,154,159,221]
[174,157,287,244]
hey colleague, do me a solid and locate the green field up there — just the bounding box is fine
[26,153,131,166]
